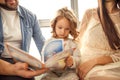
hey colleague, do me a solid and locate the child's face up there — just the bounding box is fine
[55,17,70,39]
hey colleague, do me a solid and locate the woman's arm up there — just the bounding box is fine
[78,55,113,80]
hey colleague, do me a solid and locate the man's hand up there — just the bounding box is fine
[13,62,48,78]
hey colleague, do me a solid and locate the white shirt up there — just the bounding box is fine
[0,8,22,58]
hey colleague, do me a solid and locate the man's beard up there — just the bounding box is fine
[0,3,17,11]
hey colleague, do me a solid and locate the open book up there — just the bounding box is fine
[5,40,75,70]
[43,39,64,62]
[5,43,45,70]
[42,39,75,70]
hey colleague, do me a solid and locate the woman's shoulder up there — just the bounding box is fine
[84,8,96,15]
[84,8,99,21]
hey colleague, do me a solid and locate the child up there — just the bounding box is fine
[41,7,81,80]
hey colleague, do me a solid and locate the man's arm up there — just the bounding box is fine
[0,59,48,78]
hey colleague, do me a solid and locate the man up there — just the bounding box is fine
[0,0,47,80]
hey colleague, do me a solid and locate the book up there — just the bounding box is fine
[43,39,64,62]
[42,39,75,70]
[5,43,45,70]
[5,39,75,70]
[45,48,74,70]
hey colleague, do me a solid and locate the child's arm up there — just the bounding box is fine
[65,41,81,68]
[70,48,81,68]
[65,55,73,67]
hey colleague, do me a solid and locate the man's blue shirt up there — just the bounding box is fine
[0,5,45,57]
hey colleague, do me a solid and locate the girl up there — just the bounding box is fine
[41,7,81,80]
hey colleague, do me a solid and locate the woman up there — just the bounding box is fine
[77,0,120,80]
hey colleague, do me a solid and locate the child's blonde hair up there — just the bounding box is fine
[51,7,78,40]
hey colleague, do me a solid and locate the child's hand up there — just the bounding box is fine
[65,56,73,67]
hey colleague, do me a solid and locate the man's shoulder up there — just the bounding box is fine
[18,5,35,17]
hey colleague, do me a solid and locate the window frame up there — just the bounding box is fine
[39,0,79,28]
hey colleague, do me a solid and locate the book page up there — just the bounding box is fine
[43,39,64,62]
[5,43,45,70]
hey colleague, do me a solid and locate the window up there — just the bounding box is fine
[19,0,71,19]
[19,0,71,60]
[78,0,97,21]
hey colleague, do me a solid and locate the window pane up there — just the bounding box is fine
[19,0,71,19]
[19,0,71,59]
[78,0,97,21]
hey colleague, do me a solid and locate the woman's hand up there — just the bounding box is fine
[78,56,113,80]
[78,59,97,80]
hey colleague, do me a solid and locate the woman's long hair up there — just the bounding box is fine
[97,0,120,50]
